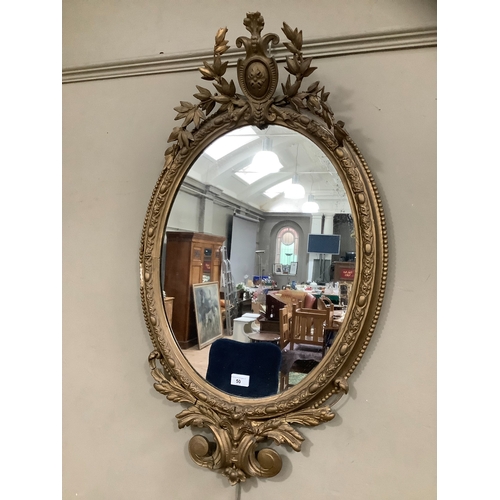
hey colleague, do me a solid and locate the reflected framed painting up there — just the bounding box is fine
[273,263,283,275]
[192,281,224,349]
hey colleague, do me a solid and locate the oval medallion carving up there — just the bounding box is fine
[245,60,270,98]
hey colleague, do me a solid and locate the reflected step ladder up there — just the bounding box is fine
[220,246,238,336]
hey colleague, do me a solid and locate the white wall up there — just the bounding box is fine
[63,2,436,499]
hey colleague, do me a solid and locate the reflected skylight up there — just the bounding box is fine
[235,150,283,185]
[204,127,258,160]
[263,179,293,198]
[235,167,272,185]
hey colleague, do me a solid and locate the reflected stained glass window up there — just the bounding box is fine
[275,226,299,267]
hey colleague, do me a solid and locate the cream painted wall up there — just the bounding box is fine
[63,2,436,499]
[62,0,436,67]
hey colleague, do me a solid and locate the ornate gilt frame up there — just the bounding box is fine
[140,12,388,485]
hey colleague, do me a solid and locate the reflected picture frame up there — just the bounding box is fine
[192,281,223,349]
[290,262,298,275]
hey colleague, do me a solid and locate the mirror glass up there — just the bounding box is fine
[161,124,356,395]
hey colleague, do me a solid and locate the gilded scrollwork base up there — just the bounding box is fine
[149,350,335,484]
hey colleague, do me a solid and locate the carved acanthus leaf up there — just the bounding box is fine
[284,406,336,426]
[176,404,221,429]
[148,351,196,404]
[254,419,305,452]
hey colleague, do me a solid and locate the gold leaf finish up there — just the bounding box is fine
[140,11,388,485]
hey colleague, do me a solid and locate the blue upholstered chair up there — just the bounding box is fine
[205,338,282,398]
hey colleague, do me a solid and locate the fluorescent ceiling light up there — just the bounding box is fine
[250,151,283,173]
[204,127,258,160]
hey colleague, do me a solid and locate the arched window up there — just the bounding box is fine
[275,226,299,268]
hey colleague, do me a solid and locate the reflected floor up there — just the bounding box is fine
[182,343,212,379]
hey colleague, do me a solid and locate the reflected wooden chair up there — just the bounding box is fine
[278,306,292,389]
[317,296,343,357]
[317,295,343,331]
[289,303,329,350]
[317,296,335,328]
[280,303,330,391]
[279,306,292,350]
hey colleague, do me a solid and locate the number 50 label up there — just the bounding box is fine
[231,373,250,387]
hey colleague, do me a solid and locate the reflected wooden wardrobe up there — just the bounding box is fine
[163,231,225,349]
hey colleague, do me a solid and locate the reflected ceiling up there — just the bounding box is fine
[187,125,350,214]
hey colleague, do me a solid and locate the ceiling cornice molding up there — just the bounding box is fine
[62,28,436,84]
[180,177,265,218]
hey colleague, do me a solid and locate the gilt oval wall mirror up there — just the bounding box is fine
[140,12,388,485]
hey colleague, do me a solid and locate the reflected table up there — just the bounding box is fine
[247,332,280,345]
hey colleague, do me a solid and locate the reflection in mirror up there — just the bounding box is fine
[161,125,356,395]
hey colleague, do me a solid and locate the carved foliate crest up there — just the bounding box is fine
[164,11,336,158]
